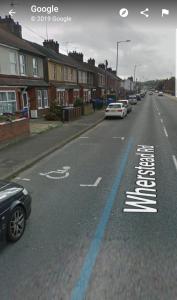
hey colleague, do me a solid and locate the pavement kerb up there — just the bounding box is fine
[4,116,104,181]
[164,93,177,101]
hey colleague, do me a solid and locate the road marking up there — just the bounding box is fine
[80,177,102,187]
[158,112,161,116]
[39,166,71,180]
[15,177,31,181]
[79,136,89,139]
[124,145,157,213]
[163,126,168,137]
[172,155,177,171]
[160,118,163,123]
[70,138,133,300]
[112,137,125,140]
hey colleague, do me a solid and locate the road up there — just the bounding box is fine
[1,93,177,300]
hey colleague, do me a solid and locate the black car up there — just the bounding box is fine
[0,181,31,242]
[136,94,141,101]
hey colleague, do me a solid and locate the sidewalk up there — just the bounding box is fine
[164,93,177,101]
[0,110,104,180]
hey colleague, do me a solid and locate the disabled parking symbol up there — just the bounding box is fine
[39,166,71,180]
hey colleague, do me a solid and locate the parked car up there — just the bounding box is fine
[158,91,163,96]
[149,91,153,95]
[105,103,127,119]
[117,100,132,113]
[0,180,31,242]
[140,92,145,98]
[136,94,141,101]
[128,95,137,105]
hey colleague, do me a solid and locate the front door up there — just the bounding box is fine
[22,92,28,109]
[22,92,29,118]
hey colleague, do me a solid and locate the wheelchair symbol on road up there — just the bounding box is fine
[39,166,71,180]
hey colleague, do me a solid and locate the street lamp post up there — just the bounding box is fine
[116,40,131,77]
[133,64,141,92]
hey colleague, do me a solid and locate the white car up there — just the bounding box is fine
[105,103,127,119]
[158,91,163,96]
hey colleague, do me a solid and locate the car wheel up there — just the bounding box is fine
[7,205,26,242]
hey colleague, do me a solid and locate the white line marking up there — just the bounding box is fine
[158,112,161,116]
[112,137,125,140]
[15,177,31,181]
[163,126,168,137]
[172,155,177,171]
[79,136,89,139]
[160,118,163,123]
[80,177,102,187]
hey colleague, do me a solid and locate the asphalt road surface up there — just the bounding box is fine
[1,93,177,300]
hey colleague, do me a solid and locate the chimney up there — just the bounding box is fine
[88,58,95,66]
[98,63,105,70]
[69,51,83,62]
[43,39,59,53]
[111,70,117,75]
[0,15,22,38]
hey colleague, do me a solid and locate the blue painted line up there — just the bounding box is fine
[70,138,133,300]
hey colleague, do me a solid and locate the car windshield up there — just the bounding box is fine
[108,104,122,108]
[118,101,127,105]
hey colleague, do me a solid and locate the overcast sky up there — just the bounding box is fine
[0,0,176,80]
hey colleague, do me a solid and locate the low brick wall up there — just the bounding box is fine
[0,118,30,143]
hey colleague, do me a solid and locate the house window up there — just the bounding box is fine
[64,66,68,81]
[33,58,38,77]
[83,89,90,102]
[73,89,79,100]
[0,91,16,114]
[9,52,17,75]
[37,90,48,109]
[78,71,82,83]
[37,90,42,108]
[43,90,49,107]
[53,64,57,80]
[83,72,87,83]
[19,54,26,75]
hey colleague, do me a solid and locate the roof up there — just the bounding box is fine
[30,42,89,70]
[0,27,45,57]
[30,42,106,73]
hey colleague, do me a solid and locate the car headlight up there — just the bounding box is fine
[22,188,28,196]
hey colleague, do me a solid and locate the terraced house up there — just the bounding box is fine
[0,15,122,119]
[30,40,80,107]
[0,16,49,118]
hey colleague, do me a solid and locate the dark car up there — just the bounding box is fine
[136,94,141,101]
[128,95,137,105]
[0,181,31,242]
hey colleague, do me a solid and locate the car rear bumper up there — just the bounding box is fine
[105,112,123,117]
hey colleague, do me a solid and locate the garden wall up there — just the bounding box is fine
[0,118,30,143]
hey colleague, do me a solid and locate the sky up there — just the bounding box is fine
[0,0,176,81]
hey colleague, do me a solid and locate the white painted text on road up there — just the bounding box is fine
[124,145,157,213]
